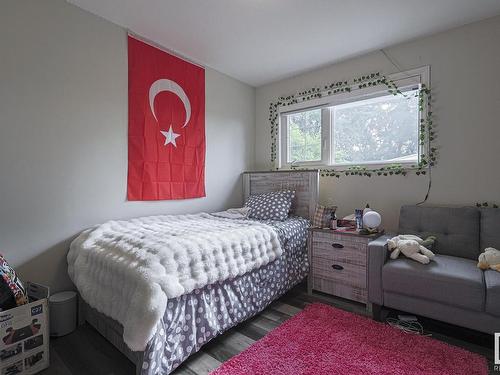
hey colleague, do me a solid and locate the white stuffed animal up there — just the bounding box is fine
[478,247,500,272]
[387,234,436,264]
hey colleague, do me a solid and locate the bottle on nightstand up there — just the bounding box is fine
[330,211,337,230]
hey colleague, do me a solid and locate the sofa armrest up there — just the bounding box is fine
[367,235,391,305]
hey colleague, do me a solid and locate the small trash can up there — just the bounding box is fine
[49,291,77,337]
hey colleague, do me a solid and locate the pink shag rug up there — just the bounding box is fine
[210,303,488,375]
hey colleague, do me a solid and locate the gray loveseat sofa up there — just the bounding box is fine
[368,205,500,334]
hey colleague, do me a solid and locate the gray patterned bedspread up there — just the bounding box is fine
[141,216,309,375]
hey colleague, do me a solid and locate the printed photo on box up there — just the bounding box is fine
[2,319,41,346]
[23,336,42,352]
[24,352,43,370]
[2,360,22,375]
[0,344,22,363]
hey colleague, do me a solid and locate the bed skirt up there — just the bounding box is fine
[78,298,144,374]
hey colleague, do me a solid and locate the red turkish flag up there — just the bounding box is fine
[127,35,205,200]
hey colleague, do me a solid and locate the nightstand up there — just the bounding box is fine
[307,228,383,306]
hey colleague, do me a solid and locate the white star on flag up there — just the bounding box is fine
[160,126,180,147]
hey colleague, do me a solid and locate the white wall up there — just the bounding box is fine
[256,16,500,231]
[0,0,255,292]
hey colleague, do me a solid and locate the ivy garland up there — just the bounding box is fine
[269,72,437,178]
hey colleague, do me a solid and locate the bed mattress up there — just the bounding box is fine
[140,216,309,375]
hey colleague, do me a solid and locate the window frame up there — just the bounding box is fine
[278,66,429,170]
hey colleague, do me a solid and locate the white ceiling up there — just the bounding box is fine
[67,0,500,87]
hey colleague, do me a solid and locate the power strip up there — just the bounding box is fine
[398,314,418,322]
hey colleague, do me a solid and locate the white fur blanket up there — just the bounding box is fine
[67,213,282,351]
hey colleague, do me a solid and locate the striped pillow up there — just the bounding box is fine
[312,204,337,228]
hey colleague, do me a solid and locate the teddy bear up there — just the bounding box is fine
[477,247,500,271]
[387,234,436,264]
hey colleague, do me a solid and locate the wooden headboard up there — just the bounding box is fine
[242,170,319,220]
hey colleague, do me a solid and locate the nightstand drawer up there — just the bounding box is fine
[313,231,371,245]
[312,241,366,266]
[312,234,367,266]
[312,277,367,303]
[311,260,366,288]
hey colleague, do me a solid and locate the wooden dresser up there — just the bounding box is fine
[307,228,382,305]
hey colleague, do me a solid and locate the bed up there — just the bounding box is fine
[75,170,319,375]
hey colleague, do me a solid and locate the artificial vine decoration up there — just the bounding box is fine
[269,72,437,178]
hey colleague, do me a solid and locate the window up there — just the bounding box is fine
[332,93,419,165]
[287,108,322,163]
[279,68,427,168]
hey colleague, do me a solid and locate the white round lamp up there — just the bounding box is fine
[363,211,382,230]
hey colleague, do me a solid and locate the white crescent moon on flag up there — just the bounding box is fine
[149,79,191,128]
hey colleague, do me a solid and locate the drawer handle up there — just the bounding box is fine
[331,264,344,271]
[332,243,344,249]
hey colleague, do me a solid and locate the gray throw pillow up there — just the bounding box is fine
[244,190,295,221]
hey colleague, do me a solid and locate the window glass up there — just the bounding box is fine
[332,93,419,164]
[287,108,322,163]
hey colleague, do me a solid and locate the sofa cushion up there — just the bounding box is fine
[485,270,500,316]
[480,208,500,251]
[399,205,480,260]
[382,255,485,311]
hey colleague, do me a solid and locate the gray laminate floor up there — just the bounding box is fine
[40,284,495,375]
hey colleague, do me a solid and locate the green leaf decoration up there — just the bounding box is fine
[268,71,436,179]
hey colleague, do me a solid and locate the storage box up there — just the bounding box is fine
[0,283,49,375]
